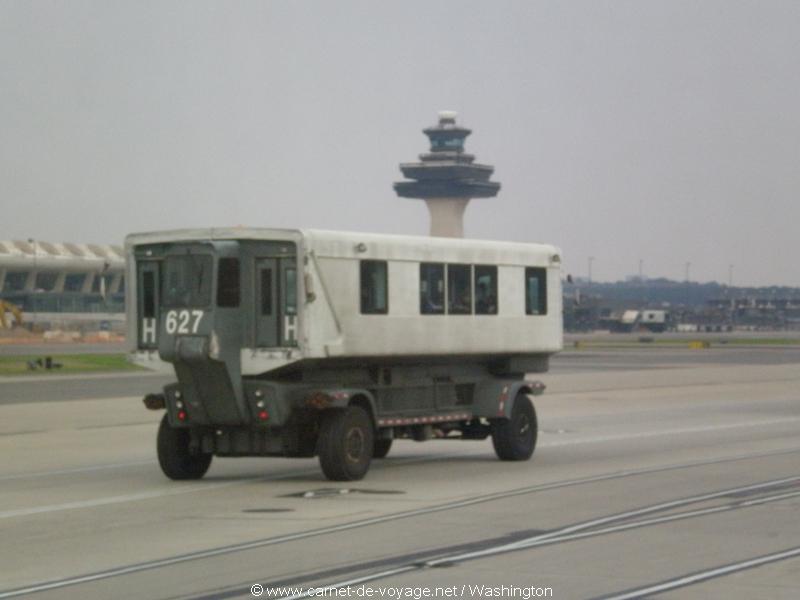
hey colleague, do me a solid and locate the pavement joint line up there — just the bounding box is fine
[504,488,800,552]
[2,446,800,598]
[422,474,800,565]
[277,479,800,600]
[595,546,800,600]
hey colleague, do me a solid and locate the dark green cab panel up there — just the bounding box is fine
[132,240,299,353]
[133,239,299,428]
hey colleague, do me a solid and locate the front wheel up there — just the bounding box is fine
[317,407,374,481]
[156,414,212,480]
[491,394,537,461]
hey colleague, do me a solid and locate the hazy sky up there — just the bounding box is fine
[1,1,798,286]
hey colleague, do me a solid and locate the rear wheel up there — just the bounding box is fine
[373,438,393,459]
[491,394,537,461]
[156,414,212,480]
[318,406,373,481]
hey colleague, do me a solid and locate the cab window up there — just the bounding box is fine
[163,255,212,307]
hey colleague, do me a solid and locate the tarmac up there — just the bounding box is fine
[0,345,799,599]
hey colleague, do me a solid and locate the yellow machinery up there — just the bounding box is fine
[0,300,23,328]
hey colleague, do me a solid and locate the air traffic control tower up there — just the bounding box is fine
[394,111,500,238]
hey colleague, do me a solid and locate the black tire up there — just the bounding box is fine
[373,438,393,459]
[491,394,537,461]
[156,414,212,480]
[317,406,374,481]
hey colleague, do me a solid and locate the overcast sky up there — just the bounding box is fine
[1,1,798,286]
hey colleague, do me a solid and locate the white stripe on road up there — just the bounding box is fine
[3,417,800,518]
[603,546,800,600]
[542,416,800,448]
[0,460,154,482]
[0,482,241,519]
[0,450,487,520]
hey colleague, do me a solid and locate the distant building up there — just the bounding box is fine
[0,239,124,330]
[599,309,668,333]
[640,309,668,332]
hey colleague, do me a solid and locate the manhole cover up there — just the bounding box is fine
[283,488,405,499]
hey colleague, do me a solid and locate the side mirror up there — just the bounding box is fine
[566,274,574,284]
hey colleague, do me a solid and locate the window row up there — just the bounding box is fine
[0,292,124,313]
[1,271,125,293]
[360,260,547,316]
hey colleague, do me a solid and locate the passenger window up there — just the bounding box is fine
[447,264,472,315]
[284,267,297,315]
[474,265,498,315]
[420,263,445,315]
[216,258,240,307]
[525,267,547,315]
[360,260,388,314]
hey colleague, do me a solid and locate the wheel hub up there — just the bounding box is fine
[345,427,365,463]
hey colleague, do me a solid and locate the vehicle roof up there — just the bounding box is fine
[125,227,561,265]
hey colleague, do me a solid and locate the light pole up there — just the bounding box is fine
[684,261,691,311]
[27,238,37,329]
[639,258,645,306]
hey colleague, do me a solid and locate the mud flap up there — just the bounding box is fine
[170,336,248,426]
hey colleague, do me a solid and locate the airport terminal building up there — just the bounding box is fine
[0,239,125,330]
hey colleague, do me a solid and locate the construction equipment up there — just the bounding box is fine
[0,300,23,329]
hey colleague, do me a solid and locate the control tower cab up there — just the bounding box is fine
[127,228,562,481]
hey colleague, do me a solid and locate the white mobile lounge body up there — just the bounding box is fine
[127,228,563,480]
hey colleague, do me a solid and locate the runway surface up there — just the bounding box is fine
[1,347,799,599]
